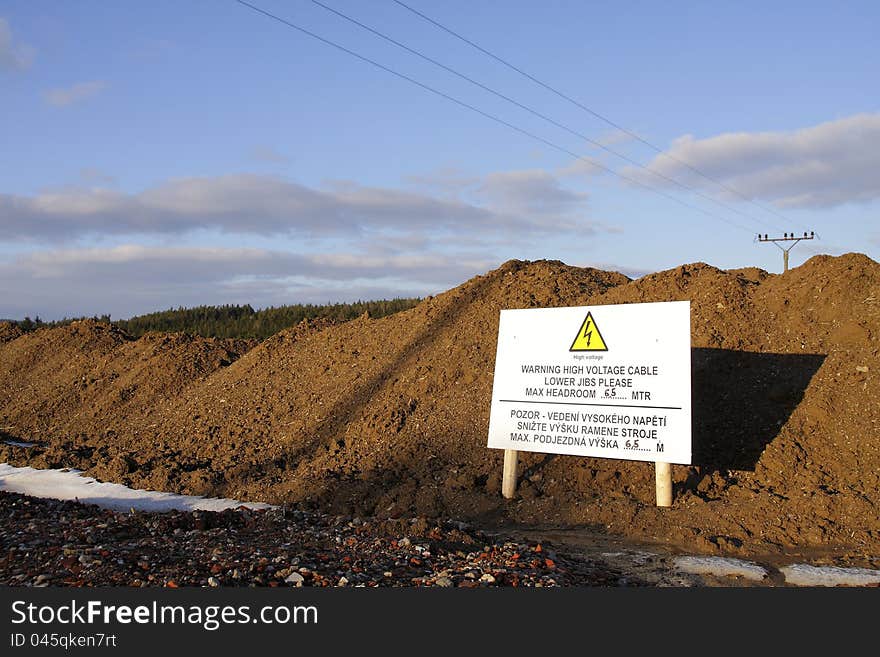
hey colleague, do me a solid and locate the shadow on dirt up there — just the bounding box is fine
[222,344,824,513]
[691,348,825,471]
[228,270,506,490]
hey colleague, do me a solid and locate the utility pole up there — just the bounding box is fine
[757,231,815,272]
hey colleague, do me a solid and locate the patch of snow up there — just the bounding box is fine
[0,463,274,513]
[781,564,880,587]
[674,556,767,581]
[3,440,38,448]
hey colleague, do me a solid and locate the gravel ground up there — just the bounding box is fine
[0,491,633,588]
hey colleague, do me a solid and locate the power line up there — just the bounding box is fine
[233,0,755,233]
[310,0,777,234]
[391,0,807,234]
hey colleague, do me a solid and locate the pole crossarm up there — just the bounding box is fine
[757,231,815,272]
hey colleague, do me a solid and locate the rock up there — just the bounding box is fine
[192,512,209,531]
[856,365,869,373]
[0,489,617,588]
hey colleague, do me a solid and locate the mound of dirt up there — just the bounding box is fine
[0,321,254,471]
[0,320,131,436]
[726,266,772,284]
[2,254,880,566]
[138,260,630,497]
[0,322,23,344]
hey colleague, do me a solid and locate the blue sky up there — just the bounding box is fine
[1,0,878,320]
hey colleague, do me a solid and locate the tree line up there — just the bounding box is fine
[9,298,421,341]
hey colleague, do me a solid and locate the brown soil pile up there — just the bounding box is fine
[0,321,23,344]
[0,321,253,476]
[2,254,879,565]
[0,320,131,436]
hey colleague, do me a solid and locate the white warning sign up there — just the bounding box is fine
[487,301,692,464]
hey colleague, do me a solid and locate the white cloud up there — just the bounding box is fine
[404,165,604,225]
[625,113,880,209]
[44,80,107,107]
[0,166,617,319]
[12,244,487,283]
[0,172,606,242]
[475,169,589,226]
[0,17,34,71]
[0,245,493,320]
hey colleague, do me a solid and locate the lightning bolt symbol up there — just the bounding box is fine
[583,319,592,347]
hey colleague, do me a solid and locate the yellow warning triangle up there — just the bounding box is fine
[569,311,608,351]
